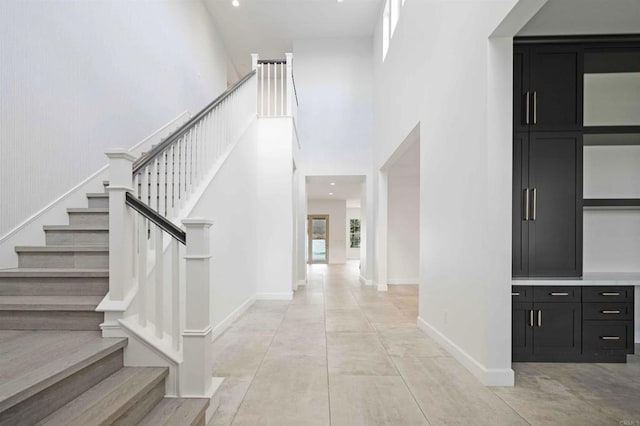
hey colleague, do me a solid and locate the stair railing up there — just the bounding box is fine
[102,68,257,399]
[252,53,298,120]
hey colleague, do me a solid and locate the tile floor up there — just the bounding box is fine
[209,262,640,425]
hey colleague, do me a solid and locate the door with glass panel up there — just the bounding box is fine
[308,215,329,264]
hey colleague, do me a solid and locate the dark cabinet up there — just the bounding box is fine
[512,285,634,363]
[512,132,583,277]
[512,286,581,361]
[514,45,582,131]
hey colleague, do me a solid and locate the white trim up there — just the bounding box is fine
[377,283,389,292]
[387,278,419,285]
[297,279,307,287]
[417,316,514,387]
[211,296,255,341]
[255,292,293,301]
[359,275,374,286]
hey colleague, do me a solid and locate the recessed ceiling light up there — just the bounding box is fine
[232,0,240,7]
[337,0,344,3]
[330,182,336,186]
[329,192,334,195]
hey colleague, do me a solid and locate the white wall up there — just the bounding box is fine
[255,118,297,299]
[190,119,259,332]
[346,208,361,260]
[372,0,521,385]
[0,0,230,238]
[308,200,347,264]
[388,175,419,284]
[293,38,374,176]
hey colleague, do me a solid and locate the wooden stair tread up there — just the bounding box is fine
[0,296,103,310]
[66,208,109,213]
[0,331,126,412]
[43,225,108,231]
[86,193,108,198]
[0,269,108,277]
[37,367,168,426]
[15,246,108,253]
[138,397,209,426]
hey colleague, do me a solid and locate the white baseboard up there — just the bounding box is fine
[211,296,255,341]
[255,292,293,301]
[359,275,374,286]
[417,316,514,387]
[388,278,419,285]
[297,279,307,287]
[377,283,389,292]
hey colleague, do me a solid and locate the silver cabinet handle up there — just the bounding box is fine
[601,336,621,340]
[532,188,537,221]
[525,91,530,125]
[533,91,537,124]
[537,310,542,327]
[601,292,620,296]
[524,188,530,221]
[512,292,520,296]
[550,292,569,296]
[530,310,534,327]
[601,310,621,314]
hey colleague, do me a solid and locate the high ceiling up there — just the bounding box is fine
[518,0,640,36]
[204,0,383,76]
[306,175,365,204]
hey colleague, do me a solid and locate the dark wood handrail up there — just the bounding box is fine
[125,192,186,244]
[132,69,256,175]
[258,59,286,64]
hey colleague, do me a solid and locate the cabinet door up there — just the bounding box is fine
[513,47,530,133]
[532,302,581,357]
[528,132,583,277]
[512,303,533,360]
[530,45,582,130]
[512,133,529,277]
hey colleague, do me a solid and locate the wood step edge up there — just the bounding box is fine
[138,397,210,426]
[38,367,168,426]
[0,337,127,413]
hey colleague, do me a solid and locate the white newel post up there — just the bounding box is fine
[100,149,136,332]
[251,53,259,71]
[180,218,217,409]
[285,52,293,116]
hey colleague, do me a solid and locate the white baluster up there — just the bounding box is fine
[185,130,192,196]
[260,63,264,116]
[171,238,180,351]
[281,62,285,115]
[154,225,164,339]
[267,62,271,116]
[286,53,293,117]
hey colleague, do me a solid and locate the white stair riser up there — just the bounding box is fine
[18,252,108,269]
[45,230,108,246]
[0,277,108,296]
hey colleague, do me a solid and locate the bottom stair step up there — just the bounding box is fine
[138,397,209,426]
[37,367,168,426]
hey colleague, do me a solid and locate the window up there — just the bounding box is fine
[350,219,361,249]
[382,0,390,60]
[390,0,400,36]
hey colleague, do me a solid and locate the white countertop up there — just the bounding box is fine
[513,272,640,286]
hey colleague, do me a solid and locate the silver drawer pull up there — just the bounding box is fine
[600,292,620,296]
[601,310,620,314]
[512,292,520,296]
[550,292,569,296]
[601,336,621,340]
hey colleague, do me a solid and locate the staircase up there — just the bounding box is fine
[0,183,208,425]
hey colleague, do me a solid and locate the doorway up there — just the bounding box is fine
[308,215,329,264]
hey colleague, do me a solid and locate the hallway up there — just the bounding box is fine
[209,263,640,426]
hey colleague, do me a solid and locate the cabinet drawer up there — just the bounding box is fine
[512,286,533,302]
[583,323,630,351]
[533,286,581,302]
[583,303,633,321]
[582,286,634,303]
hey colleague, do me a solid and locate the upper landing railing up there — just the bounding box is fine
[252,53,298,120]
